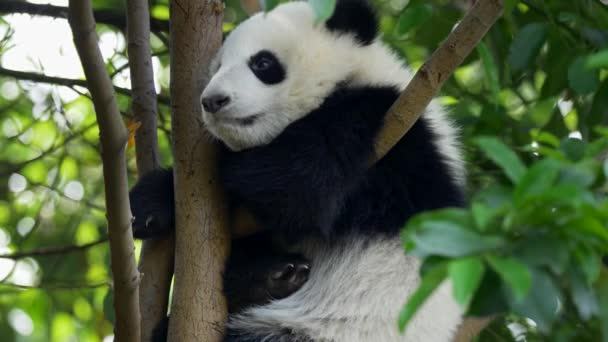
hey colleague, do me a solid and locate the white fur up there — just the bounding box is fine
[204,2,466,340]
[228,237,462,341]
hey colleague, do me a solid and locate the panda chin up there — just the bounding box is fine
[217,113,263,127]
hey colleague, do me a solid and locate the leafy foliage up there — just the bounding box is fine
[0,0,606,341]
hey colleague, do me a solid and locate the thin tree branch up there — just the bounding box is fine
[68,1,141,340]
[124,0,174,340]
[373,0,504,161]
[0,238,108,259]
[0,0,168,32]
[168,0,228,341]
[0,66,170,105]
[0,281,110,291]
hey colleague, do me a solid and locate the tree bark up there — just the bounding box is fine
[167,1,228,341]
[68,1,141,340]
[124,0,174,341]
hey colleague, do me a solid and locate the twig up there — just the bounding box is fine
[0,238,108,259]
[124,0,174,340]
[0,0,168,32]
[0,66,170,105]
[68,1,141,340]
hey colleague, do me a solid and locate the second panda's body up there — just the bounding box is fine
[130,1,466,341]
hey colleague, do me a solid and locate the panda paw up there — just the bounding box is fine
[267,259,311,299]
[129,169,175,240]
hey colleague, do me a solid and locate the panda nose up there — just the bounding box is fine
[202,94,231,114]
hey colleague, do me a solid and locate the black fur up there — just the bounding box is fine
[325,0,378,46]
[219,85,464,240]
[225,233,310,314]
[249,50,286,85]
[130,168,174,239]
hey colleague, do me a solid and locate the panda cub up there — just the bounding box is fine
[130,0,466,341]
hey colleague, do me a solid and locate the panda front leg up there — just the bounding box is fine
[129,168,176,239]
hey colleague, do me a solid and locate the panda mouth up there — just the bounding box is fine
[217,114,262,127]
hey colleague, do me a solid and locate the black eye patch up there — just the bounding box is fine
[248,50,286,85]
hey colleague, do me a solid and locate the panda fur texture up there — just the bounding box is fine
[200,1,467,341]
[135,0,467,341]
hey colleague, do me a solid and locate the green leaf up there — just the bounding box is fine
[398,263,447,332]
[508,23,548,72]
[569,266,599,320]
[407,219,505,257]
[395,4,433,36]
[585,49,608,69]
[308,0,336,23]
[530,98,557,127]
[509,269,561,333]
[448,257,485,309]
[477,42,501,105]
[471,201,495,231]
[516,236,570,275]
[588,80,608,133]
[574,246,602,285]
[468,270,510,316]
[513,158,561,203]
[475,136,526,183]
[558,160,598,187]
[487,255,532,302]
[568,56,600,95]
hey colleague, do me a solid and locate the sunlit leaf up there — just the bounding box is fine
[585,50,608,69]
[448,257,485,309]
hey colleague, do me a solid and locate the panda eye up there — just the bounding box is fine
[248,50,286,85]
[251,57,273,71]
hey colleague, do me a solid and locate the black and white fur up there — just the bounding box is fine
[132,1,466,341]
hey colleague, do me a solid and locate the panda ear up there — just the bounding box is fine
[325,0,378,45]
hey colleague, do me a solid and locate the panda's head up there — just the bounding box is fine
[201,0,398,151]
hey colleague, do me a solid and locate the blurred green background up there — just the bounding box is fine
[0,0,607,341]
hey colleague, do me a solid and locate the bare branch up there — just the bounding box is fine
[167,0,229,341]
[0,66,170,105]
[0,0,168,32]
[68,0,141,340]
[372,0,504,161]
[0,281,110,291]
[124,0,174,339]
[0,239,108,259]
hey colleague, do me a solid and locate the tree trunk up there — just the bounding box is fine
[124,0,174,340]
[167,1,229,341]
